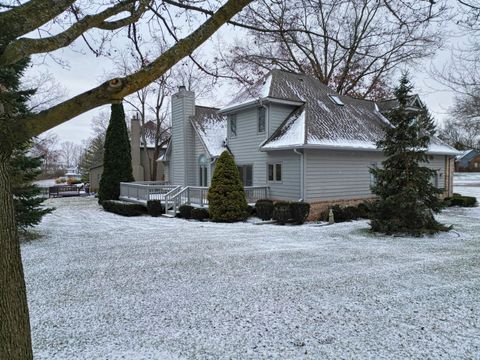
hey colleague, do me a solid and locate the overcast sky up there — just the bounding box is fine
[27,8,467,146]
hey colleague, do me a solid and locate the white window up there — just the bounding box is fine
[258,107,266,133]
[198,154,209,186]
[328,94,344,106]
[475,162,479,168]
[268,163,282,182]
[229,114,237,137]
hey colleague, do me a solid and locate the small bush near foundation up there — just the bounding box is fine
[290,202,310,224]
[319,203,372,223]
[273,201,292,224]
[102,200,145,217]
[245,205,256,217]
[178,204,194,219]
[444,195,477,207]
[191,208,210,221]
[255,199,274,220]
[147,200,165,217]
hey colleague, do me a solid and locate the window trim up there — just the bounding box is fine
[267,162,283,183]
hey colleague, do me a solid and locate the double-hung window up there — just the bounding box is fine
[268,163,282,182]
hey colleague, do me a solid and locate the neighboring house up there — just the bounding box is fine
[455,149,480,172]
[158,70,458,215]
[89,118,166,192]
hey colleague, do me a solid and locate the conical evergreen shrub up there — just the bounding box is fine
[98,102,134,203]
[369,74,448,236]
[207,150,248,222]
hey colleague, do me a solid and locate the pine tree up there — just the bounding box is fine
[370,74,448,236]
[0,58,53,231]
[207,150,248,222]
[98,102,134,203]
[10,144,54,231]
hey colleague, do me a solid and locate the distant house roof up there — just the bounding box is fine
[456,149,477,160]
[220,70,457,155]
[190,106,227,158]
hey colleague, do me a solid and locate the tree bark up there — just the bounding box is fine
[0,153,33,360]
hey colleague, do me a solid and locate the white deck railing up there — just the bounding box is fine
[119,182,269,214]
[119,182,176,203]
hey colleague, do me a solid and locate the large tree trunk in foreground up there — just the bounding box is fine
[0,153,33,360]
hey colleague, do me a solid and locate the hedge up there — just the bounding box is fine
[320,203,371,223]
[290,202,310,224]
[178,204,194,219]
[444,195,477,207]
[102,200,146,217]
[255,199,274,220]
[191,208,210,221]
[147,200,165,217]
[273,201,292,224]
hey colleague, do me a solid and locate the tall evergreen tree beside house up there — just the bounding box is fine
[369,74,448,236]
[98,102,134,203]
[208,150,248,222]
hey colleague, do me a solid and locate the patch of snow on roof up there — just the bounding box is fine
[317,100,331,113]
[194,114,227,157]
[223,74,272,110]
[263,110,306,149]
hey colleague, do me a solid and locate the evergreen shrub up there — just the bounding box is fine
[147,200,165,217]
[191,208,210,221]
[273,201,292,224]
[255,199,274,220]
[207,151,248,222]
[444,195,477,207]
[290,202,310,224]
[102,200,145,216]
[178,204,194,219]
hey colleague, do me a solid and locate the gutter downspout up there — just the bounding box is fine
[293,148,304,201]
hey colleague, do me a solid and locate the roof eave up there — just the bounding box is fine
[261,143,461,155]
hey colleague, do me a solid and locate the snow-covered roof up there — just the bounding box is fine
[456,149,476,160]
[229,70,459,155]
[191,106,227,158]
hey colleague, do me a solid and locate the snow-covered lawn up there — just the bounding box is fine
[23,176,480,359]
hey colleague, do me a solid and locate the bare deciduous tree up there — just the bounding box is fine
[217,0,447,99]
[0,1,253,358]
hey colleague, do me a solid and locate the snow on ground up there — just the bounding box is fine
[23,175,480,359]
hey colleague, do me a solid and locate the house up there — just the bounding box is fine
[157,70,457,216]
[89,118,166,192]
[455,149,480,172]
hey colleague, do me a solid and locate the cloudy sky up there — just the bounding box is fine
[26,4,468,146]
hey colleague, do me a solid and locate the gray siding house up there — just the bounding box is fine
[159,70,458,215]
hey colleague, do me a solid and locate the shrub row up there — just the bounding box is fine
[320,203,371,223]
[178,205,210,221]
[102,200,146,217]
[147,200,165,217]
[255,199,311,224]
[444,194,477,207]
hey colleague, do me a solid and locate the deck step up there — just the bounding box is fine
[162,213,176,218]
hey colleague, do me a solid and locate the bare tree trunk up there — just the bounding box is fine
[0,153,33,360]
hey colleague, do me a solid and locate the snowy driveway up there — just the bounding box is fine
[23,180,480,359]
